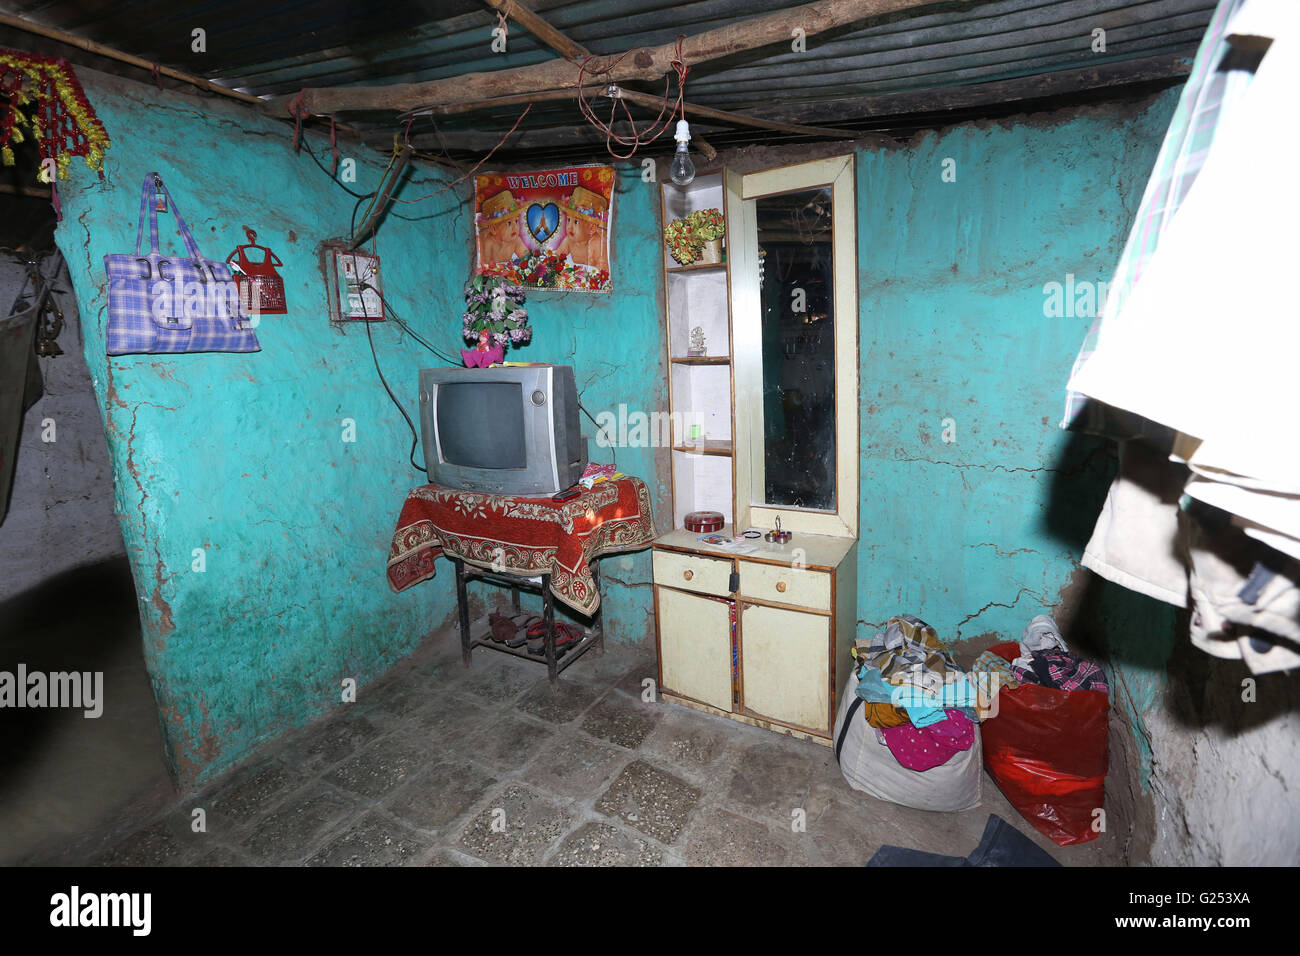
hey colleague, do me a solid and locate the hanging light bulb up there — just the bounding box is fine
[670,119,695,186]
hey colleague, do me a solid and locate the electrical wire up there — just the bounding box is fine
[295,131,450,227]
[359,272,605,476]
[356,281,426,474]
[297,133,369,199]
[576,35,687,160]
[376,291,462,366]
[350,143,406,237]
[348,192,373,243]
[389,103,533,206]
[576,400,615,472]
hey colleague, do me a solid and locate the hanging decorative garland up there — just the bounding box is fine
[0,49,110,179]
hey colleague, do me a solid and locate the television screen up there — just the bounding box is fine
[436,382,526,469]
[419,365,587,494]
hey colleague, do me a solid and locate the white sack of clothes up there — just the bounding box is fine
[832,670,982,812]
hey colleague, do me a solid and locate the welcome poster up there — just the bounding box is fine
[474,165,615,293]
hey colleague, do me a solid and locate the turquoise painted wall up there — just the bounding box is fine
[55,62,1178,789]
[853,95,1182,783]
[54,70,664,785]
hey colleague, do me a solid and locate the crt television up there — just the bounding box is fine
[418,364,589,495]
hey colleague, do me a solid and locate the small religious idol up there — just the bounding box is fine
[688,326,706,356]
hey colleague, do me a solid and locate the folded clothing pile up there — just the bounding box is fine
[980,615,1110,846]
[850,615,981,770]
[1013,651,1108,692]
[834,614,983,811]
[1008,614,1109,692]
[969,649,1021,695]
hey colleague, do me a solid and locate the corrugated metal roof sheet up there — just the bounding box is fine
[0,0,1212,161]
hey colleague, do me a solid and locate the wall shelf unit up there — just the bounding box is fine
[670,356,731,366]
[666,261,727,274]
[653,157,860,747]
[660,170,735,529]
[671,439,732,456]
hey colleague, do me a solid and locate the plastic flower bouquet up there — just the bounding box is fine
[689,208,725,242]
[462,274,530,366]
[664,216,700,265]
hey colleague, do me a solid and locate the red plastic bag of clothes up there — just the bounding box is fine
[979,642,1108,846]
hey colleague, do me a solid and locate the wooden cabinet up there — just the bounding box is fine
[653,530,857,745]
[654,157,859,745]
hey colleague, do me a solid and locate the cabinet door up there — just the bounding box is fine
[656,587,733,713]
[740,603,830,733]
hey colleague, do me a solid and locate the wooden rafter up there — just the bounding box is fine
[0,10,262,105]
[402,87,854,139]
[0,10,367,141]
[410,90,722,161]
[269,0,972,116]
[481,0,590,62]
[433,3,732,160]
[410,52,1191,160]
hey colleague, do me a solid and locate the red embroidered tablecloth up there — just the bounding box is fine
[387,476,655,615]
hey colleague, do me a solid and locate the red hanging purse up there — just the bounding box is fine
[225,226,287,315]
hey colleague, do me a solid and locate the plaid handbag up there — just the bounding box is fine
[104,172,260,355]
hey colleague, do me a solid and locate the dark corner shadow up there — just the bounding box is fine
[0,555,145,782]
[1162,614,1300,736]
[1040,426,1116,559]
[1038,429,1298,733]
[1037,426,1172,670]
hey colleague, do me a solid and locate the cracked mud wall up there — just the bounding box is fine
[851,95,1178,644]
[51,68,464,785]
[1139,651,1300,865]
[50,67,665,788]
[851,91,1300,864]
[847,101,1183,861]
[47,67,663,787]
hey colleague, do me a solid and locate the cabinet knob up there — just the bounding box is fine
[775,580,787,593]
[683,569,694,581]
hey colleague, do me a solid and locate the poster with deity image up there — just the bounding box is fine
[474,165,614,292]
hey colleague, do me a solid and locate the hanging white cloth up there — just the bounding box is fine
[1068,1,1300,490]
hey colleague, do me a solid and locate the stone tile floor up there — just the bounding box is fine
[24,625,1115,867]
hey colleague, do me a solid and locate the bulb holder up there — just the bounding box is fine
[674,119,692,144]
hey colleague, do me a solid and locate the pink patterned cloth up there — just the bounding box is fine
[880,709,976,772]
[579,462,619,489]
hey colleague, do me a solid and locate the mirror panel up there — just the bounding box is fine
[729,156,858,538]
[755,187,836,511]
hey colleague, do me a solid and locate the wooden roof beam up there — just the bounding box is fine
[269,0,972,116]
[481,0,591,62]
